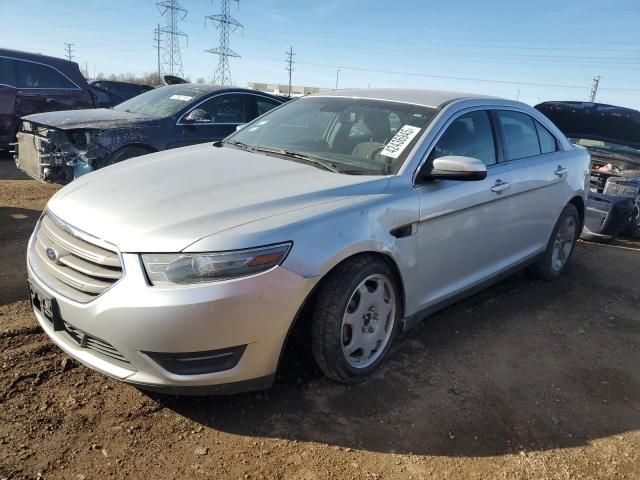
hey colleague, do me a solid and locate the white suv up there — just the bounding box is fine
[26,89,590,394]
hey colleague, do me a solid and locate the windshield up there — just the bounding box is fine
[227,97,437,175]
[113,86,207,118]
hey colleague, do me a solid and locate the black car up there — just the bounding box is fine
[14,84,284,183]
[89,80,154,108]
[536,101,640,240]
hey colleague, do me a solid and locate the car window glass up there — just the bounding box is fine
[256,97,280,115]
[199,94,247,123]
[535,121,558,154]
[15,60,77,89]
[431,111,496,166]
[498,111,541,160]
[114,86,207,117]
[0,57,17,87]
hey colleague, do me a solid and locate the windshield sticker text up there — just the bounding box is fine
[169,95,193,101]
[381,125,422,158]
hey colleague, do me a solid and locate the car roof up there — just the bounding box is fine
[161,83,282,98]
[312,88,501,109]
[0,48,77,69]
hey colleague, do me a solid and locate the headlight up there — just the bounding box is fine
[141,243,292,286]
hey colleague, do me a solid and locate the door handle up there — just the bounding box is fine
[554,165,568,177]
[491,179,511,194]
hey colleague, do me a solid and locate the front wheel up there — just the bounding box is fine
[93,145,153,171]
[529,204,580,281]
[311,256,401,384]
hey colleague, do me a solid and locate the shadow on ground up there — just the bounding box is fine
[150,242,640,457]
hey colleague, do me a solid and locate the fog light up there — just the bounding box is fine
[144,345,246,375]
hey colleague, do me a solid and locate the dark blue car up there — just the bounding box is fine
[14,84,284,183]
[536,101,640,241]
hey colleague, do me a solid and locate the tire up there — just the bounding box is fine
[311,255,401,384]
[93,145,153,171]
[623,203,640,238]
[528,204,580,281]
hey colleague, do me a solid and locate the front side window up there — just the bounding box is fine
[227,97,437,175]
[498,111,541,160]
[15,60,77,89]
[430,110,497,166]
[198,94,248,123]
[114,86,208,118]
[256,97,280,115]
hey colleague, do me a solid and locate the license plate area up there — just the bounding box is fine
[27,279,64,331]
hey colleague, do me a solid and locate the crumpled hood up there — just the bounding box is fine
[23,108,155,130]
[47,143,388,252]
[535,101,640,149]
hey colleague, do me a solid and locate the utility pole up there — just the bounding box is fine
[157,0,187,77]
[335,69,340,89]
[64,43,74,61]
[589,76,601,102]
[285,46,295,98]
[206,0,242,86]
[153,24,162,83]
[516,89,521,101]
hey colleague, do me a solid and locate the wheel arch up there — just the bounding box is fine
[568,195,585,229]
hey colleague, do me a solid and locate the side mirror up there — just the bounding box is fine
[420,155,487,181]
[235,124,247,131]
[183,109,212,124]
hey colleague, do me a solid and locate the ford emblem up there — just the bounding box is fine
[45,247,58,262]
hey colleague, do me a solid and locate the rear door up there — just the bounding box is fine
[492,109,570,261]
[0,57,17,148]
[415,109,518,310]
[13,58,92,120]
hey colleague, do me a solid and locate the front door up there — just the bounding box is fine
[415,109,517,311]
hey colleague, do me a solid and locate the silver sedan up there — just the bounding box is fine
[26,89,590,394]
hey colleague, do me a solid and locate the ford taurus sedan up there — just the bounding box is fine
[26,89,590,394]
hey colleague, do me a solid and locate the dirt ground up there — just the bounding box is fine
[1,155,640,480]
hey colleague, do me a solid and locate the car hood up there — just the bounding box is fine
[47,143,390,252]
[23,108,157,130]
[535,101,640,149]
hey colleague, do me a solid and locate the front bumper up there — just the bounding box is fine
[27,244,315,394]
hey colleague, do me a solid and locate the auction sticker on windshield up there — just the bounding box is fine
[381,125,422,158]
[169,95,193,101]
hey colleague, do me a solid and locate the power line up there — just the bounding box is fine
[206,0,242,86]
[64,43,74,61]
[285,46,295,97]
[157,0,187,77]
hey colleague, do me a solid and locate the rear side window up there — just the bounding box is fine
[256,97,280,115]
[430,110,497,166]
[535,121,558,154]
[15,60,78,89]
[497,111,541,160]
[0,57,17,87]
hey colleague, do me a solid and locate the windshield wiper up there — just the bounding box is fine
[222,140,252,150]
[253,147,342,173]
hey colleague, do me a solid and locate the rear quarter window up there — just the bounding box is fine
[535,121,559,154]
[0,57,17,87]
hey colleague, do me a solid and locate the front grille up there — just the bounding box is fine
[16,132,44,180]
[29,212,123,303]
[63,321,132,368]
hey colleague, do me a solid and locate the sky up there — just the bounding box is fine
[1,0,639,108]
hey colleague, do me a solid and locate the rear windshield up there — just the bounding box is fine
[113,86,207,118]
[228,97,437,175]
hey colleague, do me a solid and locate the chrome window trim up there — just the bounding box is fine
[0,54,83,90]
[176,92,283,126]
[411,104,565,186]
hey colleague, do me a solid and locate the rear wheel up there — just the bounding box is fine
[529,204,580,280]
[623,202,640,238]
[93,145,153,170]
[311,256,401,383]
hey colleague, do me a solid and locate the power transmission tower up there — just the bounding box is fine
[153,24,162,84]
[285,46,295,98]
[206,0,242,85]
[589,76,601,102]
[156,0,187,77]
[64,43,75,61]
